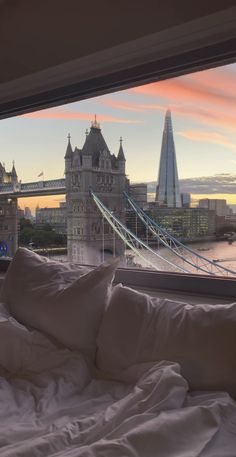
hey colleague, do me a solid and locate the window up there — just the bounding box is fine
[1,62,236,285]
[0,22,236,308]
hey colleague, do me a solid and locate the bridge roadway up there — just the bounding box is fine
[0,178,66,198]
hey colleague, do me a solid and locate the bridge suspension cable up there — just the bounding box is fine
[90,190,190,273]
[124,191,236,277]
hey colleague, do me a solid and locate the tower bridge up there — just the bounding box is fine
[0,178,66,198]
[0,114,235,277]
[0,118,126,262]
[0,178,66,256]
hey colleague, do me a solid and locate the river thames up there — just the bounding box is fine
[130,239,236,275]
[52,239,236,276]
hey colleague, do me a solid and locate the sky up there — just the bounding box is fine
[0,62,236,212]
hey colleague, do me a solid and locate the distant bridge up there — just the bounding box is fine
[0,179,66,198]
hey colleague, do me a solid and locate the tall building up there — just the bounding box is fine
[129,183,147,209]
[181,193,191,208]
[155,110,182,208]
[24,207,33,220]
[17,206,24,219]
[65,118,126,264]
[126,205,216,242]
[35,202,66,233]
[198,199,228,217]
[148,207,216,240]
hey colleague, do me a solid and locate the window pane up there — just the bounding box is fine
[0,63,236,278]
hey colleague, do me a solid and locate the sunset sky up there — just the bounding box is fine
[0,62,236,213]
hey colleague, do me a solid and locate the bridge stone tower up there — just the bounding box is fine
[65,118,126,264]
[0,162,18,257]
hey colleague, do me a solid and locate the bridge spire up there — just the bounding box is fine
[65,133,73,158]
[118,136,125,161]
[11,160,17,178]
[91,114,100,130]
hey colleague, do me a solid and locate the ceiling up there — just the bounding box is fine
[0,0,235,118]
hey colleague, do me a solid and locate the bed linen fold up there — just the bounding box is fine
[0,310,235,456]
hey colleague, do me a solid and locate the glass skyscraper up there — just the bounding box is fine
[155,110,182,208]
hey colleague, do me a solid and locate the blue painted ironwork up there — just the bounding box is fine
[0,179,65,196]
[124,191,236,277]
[0,184,14,193]
[91,190,189,273]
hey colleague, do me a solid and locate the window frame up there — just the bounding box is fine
[0,7,235,119]
[0,7,236,299]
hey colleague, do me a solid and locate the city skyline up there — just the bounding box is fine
[0,62,236,212]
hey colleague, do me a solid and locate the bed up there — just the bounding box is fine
[0,248,236,456]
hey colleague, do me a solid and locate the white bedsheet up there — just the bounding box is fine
[0,316,236,456]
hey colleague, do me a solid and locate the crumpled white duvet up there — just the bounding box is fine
[0,307,236,456]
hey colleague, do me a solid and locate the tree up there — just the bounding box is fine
[19,218,67,248]
[19,218,33,230]
[19,226,35,245]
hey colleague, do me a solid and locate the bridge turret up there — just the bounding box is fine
[117,137,126,173]
[11,161,18,184]
[65,133,73,172]
[0,163,4,184]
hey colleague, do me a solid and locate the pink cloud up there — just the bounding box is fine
[171,105,236,132]
[129,68,236,118]
[97,67,236,132]
[20,67,236,133]
[98,98,236,132]
[186,68,236,95]
[177,130,236,151]
[21,109,141,124]
[131,78,236,111]
[100,97,165,113]
[99,98,145,112]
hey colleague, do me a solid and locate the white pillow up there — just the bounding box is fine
[96,284,236,397]
[2,248,90,296]
[0,302,91,395]
[1,248,118,359]
[0,302,32,373]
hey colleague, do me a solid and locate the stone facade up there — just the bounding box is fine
[0,162,18,257]
[0,198,18,256]
[65,119,126,264]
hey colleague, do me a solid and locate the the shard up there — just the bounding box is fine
[155,110,182,207]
